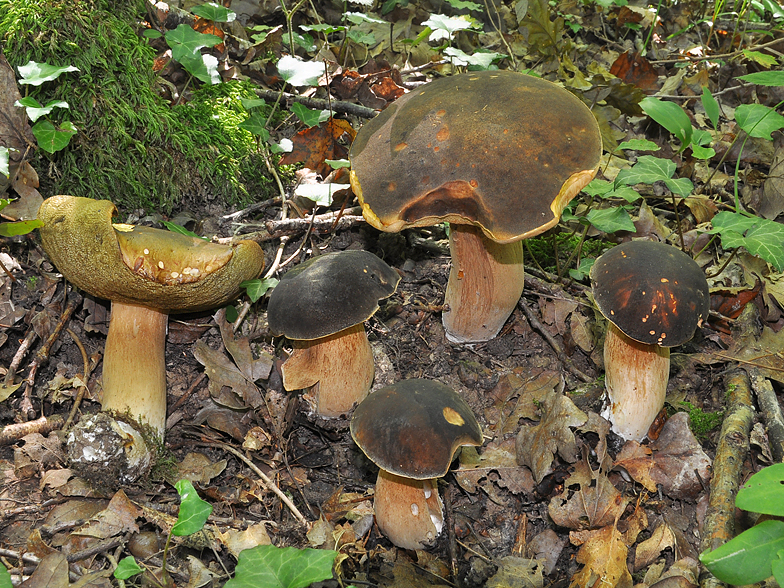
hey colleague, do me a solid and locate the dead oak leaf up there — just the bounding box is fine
[279,118,356,177]
[74,489,140,539]
[549,457,628,531]
[193,338,263,410]
[614,412,711,499]
[570,526,633,588]
[634,522,676,572]
[516,389,587,483]
[456,439,535,496]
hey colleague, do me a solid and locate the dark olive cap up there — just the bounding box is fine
[267,250,400,341]
[351,379,483,479]
[37,195,265,313]
[590,240,710,347]
[349,70,602,244]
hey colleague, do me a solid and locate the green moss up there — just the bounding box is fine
[674,401,724,441]
[525,231,608,274]
[0,0,274,212]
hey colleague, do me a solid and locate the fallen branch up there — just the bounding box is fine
[219,211,365,245]
[749,368,784,463]
[0,414,64,445]
[700,369,755,588]
[254,89,378,119]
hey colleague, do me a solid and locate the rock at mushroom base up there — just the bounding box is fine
[267,250,400,418]
[590,240,710,441]
[350,379,483,549]
[349,70,602,344]
[37,195,265,484]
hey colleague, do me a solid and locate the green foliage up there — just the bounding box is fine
[0,199,42,236]
[0,566,10,588]
[0,0,273,212]
[706,212,784,271]
[640,96,693,149]
[165,24,222,84]
[241,278,279,302]
[191,2,236,22]
[676,402,723,440]
[225,545,338,588]
[113,556,143,580]
[0,147,9,176]
[172,479,213,536]
[701,463,784,584]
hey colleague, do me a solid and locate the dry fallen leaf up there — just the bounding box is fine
[516,389,587,483]
[456,439,535,496]
[570,525,633,588]
[634,522,677,571]
[193,339,263,409]
[485,556,545,588]
[218,523,272,557]
[548,457,629,531]
[216,308,273,382]
[178,452,227,484]
[74,489,140,539]
[20,551,69,588]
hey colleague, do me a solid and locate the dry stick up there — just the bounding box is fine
[197,440,307,525]
[517,299,593,383]
[254,89,378,119]
[220,211,365,246]
[61,328,93,431]
[0,414,64,445]
[700,369,755,588]
[168,372,207,415]
[3,329,37,388]
[748,368,784,463]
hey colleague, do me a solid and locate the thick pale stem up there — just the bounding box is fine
[603,322,670,441]
[374,469,443,550]
[281,323,374,418]
[442,224,525,344]
[102,301,168,435]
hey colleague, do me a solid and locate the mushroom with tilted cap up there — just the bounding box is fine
[349,70,602,344]
[267,250,400,418]
[350,379,483,550]
[590,240,710,441]
[37,195,265,482]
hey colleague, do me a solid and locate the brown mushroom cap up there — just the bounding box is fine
[267,250,400,341]
[349,70,602,244]
[590,240,710,347]
[37,195,265,312]
[350,379,483,480]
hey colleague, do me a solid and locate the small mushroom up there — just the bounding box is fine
[350,70,602,343]
[37,195,264,480]
[590,240,710,441]
[267,250,400,418]
[350,379,483,550]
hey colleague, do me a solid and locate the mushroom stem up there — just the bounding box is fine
[442,224,525,344]
[374,469,444,550]
[102,301,168,436]
[603,323,670,441]
[281,323,374,418]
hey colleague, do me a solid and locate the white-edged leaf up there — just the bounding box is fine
[277,55,325,87]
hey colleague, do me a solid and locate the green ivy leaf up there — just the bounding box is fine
[172,480,213,536]
[701,520,784,584]
[241,98,267,111]
[736,463,784,516]
[225,545,337,588]
[0,147,9,177]
[422,14,475,41]
[616,139,660,152]
[586,207,636,233]
[165,24,221,62]
[114,556,144,580]
[239,112,270,139]
[16,97,69,123]
[17,61,79,86]
[0,565,11,588]
[32,120,77,153]
[293,183,336,206]
[0,219,43,237]
[735,104,784,140]
[708,212,784,271]
[615,155,675,185]
[191,2,236,22]
[291,103,330,127]
[344,12,387,25]
[162,221,208,240]
[736,71,784,86]
[640,96,693,148]
[444,0,483,10]
[277,55,325,87]
[701,86,720,129]
[179,51,221,85]
[583,179,613,198]
[241,278,279,302]
[325,158,350,169]
[443,47,504,69]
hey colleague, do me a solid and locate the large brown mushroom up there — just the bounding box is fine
[350,379,483,550]
[267,250,400,418]
[590,240,710,441]
[350,70,602,343]
[38,195,264,479]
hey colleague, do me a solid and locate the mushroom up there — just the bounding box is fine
[350,379,483,550]
[590,240,709,441]
[267,250,400,418]
[37,195,264,479]
[349,70,602,343]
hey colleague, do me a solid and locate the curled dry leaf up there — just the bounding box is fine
[485,556,545,588]
[75,489,140,539]
[515,389,587,483]
[570,525,633,588]
[614,412,711,499]
[456,439,535,495]
[193,339,263,409]
[548,457,629,531]
[634,522,677,572]
[178,452,227,484]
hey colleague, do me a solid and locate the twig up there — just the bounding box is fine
[218,212,365,245]
[0,414,64,445]
[169,373,207,414]
[196,440,308,525]
[221,197,282,221]
[700,369,755,588]
[254,89,378,119]
[748,369,784,463]
[517,299,593,383]
[62,328,95,431]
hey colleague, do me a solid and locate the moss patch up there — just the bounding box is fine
[0,0,273,212]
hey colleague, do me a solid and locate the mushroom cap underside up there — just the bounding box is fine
[590,240,710,347]
[37,195,265,312]
[267,250,400,340]
[349,70,602,243]
[350,378,483,480]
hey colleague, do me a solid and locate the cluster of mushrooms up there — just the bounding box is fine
[35,70,710,549]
